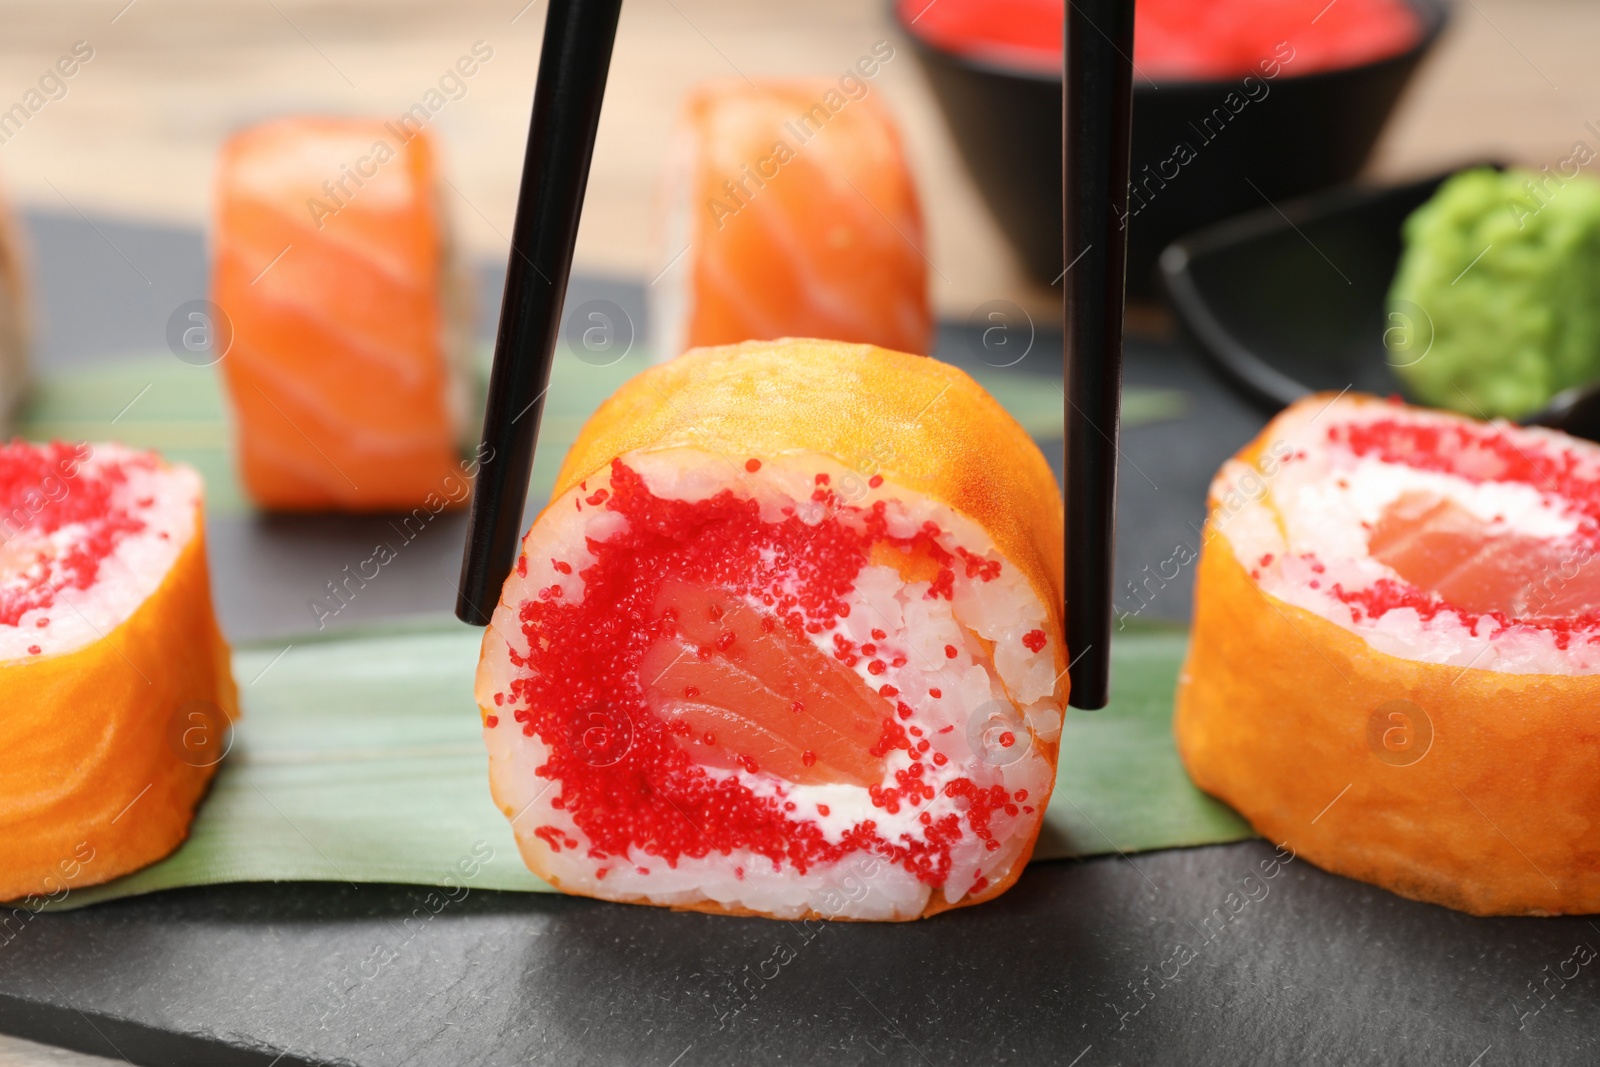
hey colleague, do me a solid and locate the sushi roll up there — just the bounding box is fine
[212,117,472,511]
[0,186,29,433]
[475,339,1064,920]
[0,441,238,902]
[1178,393,1600,915]
[650,79,932,362]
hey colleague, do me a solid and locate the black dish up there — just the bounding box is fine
[1159,165,1600,442]
[1161,170,1445,408]
[897,0,1450,296]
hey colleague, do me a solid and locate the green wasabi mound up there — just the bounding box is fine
[1387,166,1600,419]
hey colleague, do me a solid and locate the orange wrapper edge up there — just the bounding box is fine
[0,519,239,903]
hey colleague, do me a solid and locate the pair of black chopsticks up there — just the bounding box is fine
[456,0,1135,711]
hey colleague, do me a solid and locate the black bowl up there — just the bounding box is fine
[896,0,1450,296]
[1158,164,1600,442]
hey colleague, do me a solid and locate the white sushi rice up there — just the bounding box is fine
[0,443,199,663]
[477,446,1063,919]
[1212,396,1600,674]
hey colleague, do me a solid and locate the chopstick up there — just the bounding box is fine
[1064,0,1136,708]
[456,0,624,625]
[462,0,1134,670]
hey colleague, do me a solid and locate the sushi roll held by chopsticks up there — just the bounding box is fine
[475,339,1064,920]
[1179,394,1600,915]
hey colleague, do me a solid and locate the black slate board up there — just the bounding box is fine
[6,844,1600,1067]
[3,212,1597,1066]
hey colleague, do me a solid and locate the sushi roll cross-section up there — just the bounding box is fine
[0,441,237,903]
[476,339,1064,920]
[1180,394,1600,915]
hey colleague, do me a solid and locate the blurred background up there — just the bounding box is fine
[0,0,1593,330]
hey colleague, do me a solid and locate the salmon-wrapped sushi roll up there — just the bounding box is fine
[1179,393,1600,915]
[0,186,30,432]
[475,339,1064,920]
[650,77,932,361]
[0,441,238,902]
[212,117,471,511]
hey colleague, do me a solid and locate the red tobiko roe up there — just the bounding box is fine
[504,458,1011,888]
[1313,417,1600,643]
[900,0,1422,80]
[0,441,146,627]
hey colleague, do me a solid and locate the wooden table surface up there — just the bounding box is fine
[0,1,1593,1063]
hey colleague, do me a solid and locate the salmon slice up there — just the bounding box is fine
[638,579,890,787]
[651,78,932,360]
[1369,491,1600,619]
[211,117,470,511]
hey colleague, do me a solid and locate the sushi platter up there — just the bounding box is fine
[2,217,1596,1066]
[5,0,1600,1063]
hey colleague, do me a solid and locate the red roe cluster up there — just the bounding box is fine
[0,441,146,627]
[498,458,1008,890]
[1324,418,1600,640]
[1336,418,1600,518]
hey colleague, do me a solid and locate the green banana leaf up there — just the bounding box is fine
[12,348,1224,911]
[35,625,1250,911]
